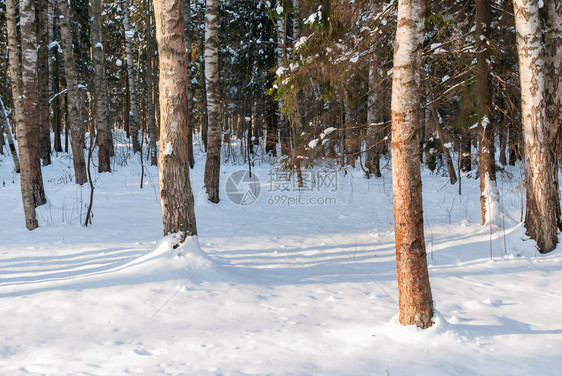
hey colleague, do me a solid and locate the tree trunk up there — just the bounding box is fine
[38,0,51,165]
[8,0,40,229]
[476,0,498,225]
[390,0,433,329]
[58,0,87,184]
[366,65,384,177]
[123,0,141,154]
[183,0,195,168]
[153,0,198,237]
[147,0,158,166]
[0,97,20,172]
[20,0,47,207]
[203,0,221,203]
[90,0,111,172]
[514,0,559,253]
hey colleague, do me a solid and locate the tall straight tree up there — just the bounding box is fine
[146,0,158,166]
[153,0,198,238]
[20,0,47,207]
[58,0,88,185]
[123,0,141,154]
[183,0,195,168]
[203,0,221,203]
[38,0,51,165]
[476,0,498,225]
[90,0,111,172]
[390,0,433,328]
[513,0,560,253]
[7,0,45,229]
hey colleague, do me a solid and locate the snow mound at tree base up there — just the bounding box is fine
[117,234,225,283]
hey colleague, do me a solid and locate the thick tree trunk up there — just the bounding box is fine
[183,0,195,168]
[514,0,559,253]
[391,0,433,329]
[153,0,198,237]
[58,0,87,184]
[476,0,498,225]
[90,0,111,172]
[203,0,221,203]
[0,97,20,172]
[8,0,40,229]
[38,0,51,165]
[123,0,141,154]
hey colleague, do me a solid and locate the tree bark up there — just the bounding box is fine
[514,0,559,253]
[147,0,158,166]
[8,0,40,229]
[58,0,87,184]
[90,0,111,172]
[390,0,433,329]
[20,0,47,207]
[183,0,195,168]
[38,0,51,165]
[123,0,141,154]
[476,0,498,225]
[153,0,198,237]
[0,96,20,172]
[203,0,221,203]
[366,65,384,177]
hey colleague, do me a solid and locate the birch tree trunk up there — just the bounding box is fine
[7,0,40,229]
[514,0,559,253]
[203,0,221,203]
[183,0,195,168]
[0,96,20,172]
[153,0,198,238]
[20,0,47,207]
[390,0,433,328]
[90,0,111,172]
[38,0,51,165]
[123,0,141,154]
[58,0,87,184]
[476,0,498,225]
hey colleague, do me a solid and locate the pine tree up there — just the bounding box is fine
[153,0,198,238]
[391,0,434,328]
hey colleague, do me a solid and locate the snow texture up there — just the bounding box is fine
[0,134,561,375]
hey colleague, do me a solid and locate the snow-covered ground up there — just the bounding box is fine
[1,138,561,375]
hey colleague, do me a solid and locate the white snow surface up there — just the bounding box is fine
[1,136,562,375]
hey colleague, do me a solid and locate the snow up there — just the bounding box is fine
[1,136,562,375]
[163,142,173,156]
[115,58,123,67]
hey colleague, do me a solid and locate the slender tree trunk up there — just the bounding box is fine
[58,0,87,184]
[183,0,195,168]
[38,0,51,165]
[203,0,221,203]
[123,0,141,154]
[514,0,559,253]
[147,0,158,166]
[391,0,433,329]
[366,65,384,177]
[0,97,20,172]
[153,0,197,237]
[476,0,498,225]
[90,0,111,172]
